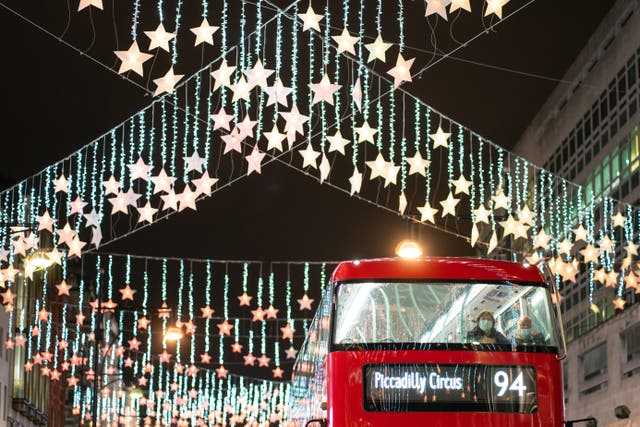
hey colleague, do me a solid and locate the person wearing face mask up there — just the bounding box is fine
[466,310,509,344]
[514,315,547,346]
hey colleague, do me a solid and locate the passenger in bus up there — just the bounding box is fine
[466,310,509,344]
[514,315,547,346]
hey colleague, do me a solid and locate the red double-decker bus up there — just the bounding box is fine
[287,257,574,427]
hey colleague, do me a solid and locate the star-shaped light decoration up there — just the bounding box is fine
[236,114,258,139]
[211,60,236,91]
[387,54,415,88]
[221,129,244,154]
[53,174,69,193]
[499,214,519,238]
[365,34,392,63]
[138,316,151,330]
[114,42,152,77]
[68,236,86,258]
[365,153,388,181]
[280,106,309,140]
[354,121,379,145]
[128,157,151,181]
[332,27,359,55]
[243,59,274,90]
[210,108,234,131]
[485,0,510,19]
[217,320,233,336]
[216,365,229,378]
[231,342,243,353]
[119,284,136,301]
[184,151,206,173]
[440,193,460,217]
[297,294,314,310]
[192,171,218,197]
[418,201,438,223]
[285,346,298,359]
[580,244,600,264]
[190,18,219,46]
[600,235,614,253]
[200,305,214,319]
[144,23,174,52]
[280,323,295,340]
[352,76,363,111]
[472,204,491,224]
[38,307,50,322]
[558,239,574,256]
[491,189,511,210]
[612,211,626,228]
[625,242,638,257]
[533,229,552,250]
[252,307,265,322]
[56,280,71,296]
[153,67,184,96]
[272,366,284,378]
[264,78,292,107]
[264,305,279,319]
[264,126,287,152]
[450,0,472,12]
[518,205,534,225]
[230,76,252,102]
[319,155,331,183]
[37,210,55,232]
[178,185,198,212]
[326,130,350,155]
[452,174,472,195]
[605,270,619,288]
[573,224,588,242]
[405,152,430,176]
[136,201,158,224]
[299,143,321,169]
[309,73,342,105]
[382,161,400,188]
[102,175,120,195]
[298,5,324,32]
[69,197,88,215]
[425,0,451,19]
[159,350,172,364]
[430,126,450,149]
[78,0,103,11]
[187,364,200,377]
[246,147,266,174]
[349,168,363,195]
[238,292,252,306]
[258,354,271,367]
[613,297,626,311]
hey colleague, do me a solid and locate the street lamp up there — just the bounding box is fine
[25,248,54,270]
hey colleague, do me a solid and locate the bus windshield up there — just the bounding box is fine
[333,281,560,350]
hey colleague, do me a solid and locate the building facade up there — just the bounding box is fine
[513,0,640,425]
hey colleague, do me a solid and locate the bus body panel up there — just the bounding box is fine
[326,350,563,427]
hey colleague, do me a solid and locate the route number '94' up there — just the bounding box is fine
[494,371,527,397]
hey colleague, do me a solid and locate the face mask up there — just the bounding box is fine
[479,319,493,332]
[519,328,531,338]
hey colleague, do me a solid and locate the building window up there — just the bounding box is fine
[624,325,640,362]
[583,343,607,380]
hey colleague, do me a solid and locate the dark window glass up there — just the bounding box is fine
[592,107,600,128]
[622,181,629,198]
[632,171,639,188]
[601,94,609,118]
[610,121,618,137]
[563,145,569,163]
[620,108,628,128]
[584,118,592,139]
[586,148,592,164]
[629,63,637,88]
[609,83,617,108]
[577,127,584,146]
[601,130,609,148]
[578,157,584,171]
[629,97,638,117]
[556,156,562,172]
[583,343,607,380]
[580,287,587,301]
[618,71,627,95]
[566,297,572,310]
[573,293,579,305]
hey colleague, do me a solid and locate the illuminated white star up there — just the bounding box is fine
[450,0,472,12]
[136,201,158,224]
[210,60,236,91]
[349,168,362,195]
[245,147,266,175]
[430,126,450,149]
[192,171,218,196]
[210,108,234,131]
[299,143,321,169]
[53,174,69,193]
[128,157,151,181]
[327,130,350,155]
[425,0,451,19]
[78,0,103,11]
[365,34,391,63]
[405,151,430,176]
[332,27,359,55]
[472,204,491,224]
[387,54,415,88]
[263,125,287,152]
[230,76,252,102]
[280,106,309,138]
[243,59,274,89]
[573,224,589,242]
[439,192,460,217]
[452,174,472,195]
[264,78,292,107]
[150,169,175,194]
[485,0,510,19]
[144,23,174,52]
[114,42,152,77]
[309,73,342,105]
[69,197,87,215]
[153,67,184,96]
[184,152,206,173]
[190,18,219,46]
[418,201,438,223]
[298,5,324,32]
[354,121,378,144]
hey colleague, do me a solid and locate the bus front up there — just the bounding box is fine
[326,258,565,426]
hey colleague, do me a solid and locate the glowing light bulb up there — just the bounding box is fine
[395,240,423,259]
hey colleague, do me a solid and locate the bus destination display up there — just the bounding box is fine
[364,363,537,413]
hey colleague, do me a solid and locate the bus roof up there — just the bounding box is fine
[330,257,546,284]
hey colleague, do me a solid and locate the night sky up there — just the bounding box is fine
[0,0,616,262]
